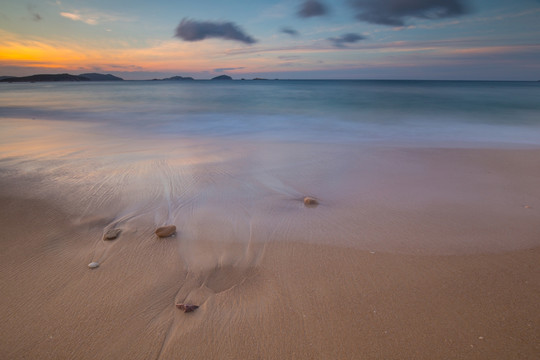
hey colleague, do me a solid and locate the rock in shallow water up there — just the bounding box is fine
[303,196,319,207]
[155,225,176,238]
[88,262,99,269]
[103,228,121,240]
[176,303,199,313]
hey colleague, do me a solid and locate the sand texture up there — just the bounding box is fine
[1,137,539,359]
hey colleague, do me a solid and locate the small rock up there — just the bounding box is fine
[88,262,99,269]
[155,225,176,238]
[303,196,319,207]
[103,228,121,240]
[176,303,199,313]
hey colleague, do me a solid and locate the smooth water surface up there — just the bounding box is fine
[1,80,540,145]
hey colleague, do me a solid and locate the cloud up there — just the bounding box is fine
[328,33,366,47]
[281,27,299,36]
[348,0,469,26]
[27,4,42,21]
[174,18,256,44]
[59,9,134,25]
[60,12,97,25]
[214,67,245,72]
[298,0,329,18]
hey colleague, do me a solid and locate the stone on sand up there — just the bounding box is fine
[155,225,176,238]
[88,262,99,269]
[176,303,199,313]
[103,228,121,240]
[303,196,319,206]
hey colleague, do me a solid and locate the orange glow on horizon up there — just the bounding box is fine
[0,29,253,74]
[1,41,87,65]
[0,29,351,76]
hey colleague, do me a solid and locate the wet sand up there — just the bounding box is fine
[1,136,539,359]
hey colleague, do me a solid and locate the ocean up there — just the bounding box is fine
[1,80,540,146]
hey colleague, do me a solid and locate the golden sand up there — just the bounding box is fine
[1,139,539,359]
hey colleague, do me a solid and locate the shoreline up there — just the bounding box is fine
[1,138,539,255]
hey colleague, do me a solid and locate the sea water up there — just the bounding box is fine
[1,80,540,146]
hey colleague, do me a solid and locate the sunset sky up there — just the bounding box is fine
[1,0,539,80]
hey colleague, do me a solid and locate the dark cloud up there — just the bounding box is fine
[297,0,329,18]
[348,0,469,26]
[27,4,42,21]
[281,27,299,36]
[328,33,366,47]
[214,67,245,73]
[174,18,256,44]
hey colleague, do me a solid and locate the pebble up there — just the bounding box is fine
[155,225,176,238]
[103,228,121,240]
[176,303,199,313]
[303,196,319,207]
[88,262,99,269]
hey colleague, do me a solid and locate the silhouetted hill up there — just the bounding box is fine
[79,73,123,81]
[0,73,125,82]
[0,73,90,82]
[161,76,195,81]
[211,75,233,80]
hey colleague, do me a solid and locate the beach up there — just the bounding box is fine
[1,133,539,359]
[1,80,539,359]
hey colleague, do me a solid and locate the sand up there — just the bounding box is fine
[1,134,539,359]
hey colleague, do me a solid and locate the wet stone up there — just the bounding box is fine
[303,196,319,207]
[155,225,176,238]
[103,228,121,240]
[176,303,199,313]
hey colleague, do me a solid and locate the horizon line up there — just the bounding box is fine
[1,73,538,83]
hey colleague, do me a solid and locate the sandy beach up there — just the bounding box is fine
[1,131,539,359]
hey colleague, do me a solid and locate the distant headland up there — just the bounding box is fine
[0,73,124,82]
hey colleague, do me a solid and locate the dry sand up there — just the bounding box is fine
[1,136,539,359]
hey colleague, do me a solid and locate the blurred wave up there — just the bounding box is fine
[1,80,540,145]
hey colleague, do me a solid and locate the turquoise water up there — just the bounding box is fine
[1,80,539,145]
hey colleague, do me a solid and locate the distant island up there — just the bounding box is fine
[151,75,194,81]
[0,73,124,82]
[211,75,232,81]
[79,73,123,81]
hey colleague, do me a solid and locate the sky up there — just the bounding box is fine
[0,0,539,80]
